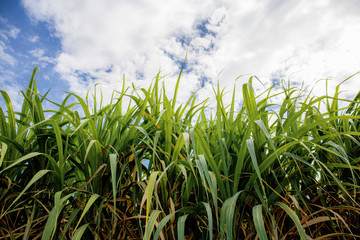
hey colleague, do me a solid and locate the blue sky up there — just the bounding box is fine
[0,0,63,107]
[1,0,360,111]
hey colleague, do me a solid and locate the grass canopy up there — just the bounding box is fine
[1,67,360,239]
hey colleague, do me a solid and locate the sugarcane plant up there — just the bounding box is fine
[0,67,360,239]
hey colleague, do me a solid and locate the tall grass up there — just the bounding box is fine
[0,67,360,239]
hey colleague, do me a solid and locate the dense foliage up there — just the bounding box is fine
[1,67,360,239]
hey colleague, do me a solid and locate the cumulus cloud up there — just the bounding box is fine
[21,0,360,109]
[0,17,20,66]
[0,17,20,40]
[212,0,360,100]
[0,41,17,66]
[0,65,23,110]
[28,48,56,67]
[29,35,39,43]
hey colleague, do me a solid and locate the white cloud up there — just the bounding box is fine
[21,0,360,109]
[0,17,21,67]
[29,35,39,43]
[0,41,17,66]
[0,17,20,41]
[0,66,23,110]
[8,27,20,39]
[28,48,56,67]
[29,48,45,58]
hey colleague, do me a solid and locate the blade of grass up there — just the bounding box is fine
[275,202,307,240]
[203,202,213,240]
[220,191,243,240]
[153,212,176,240]
[0,142,7,167]
[74,194,99,232]
[253,204,268,240]
[73,223,89,240]
[4,170,50,214]
[177,214,188,240]
[144,210,161,240]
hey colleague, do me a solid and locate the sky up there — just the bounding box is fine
[1,0,360,112]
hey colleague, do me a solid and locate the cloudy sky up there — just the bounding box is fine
[1,0,360,111]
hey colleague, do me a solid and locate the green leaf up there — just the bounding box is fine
[0,90,16,139]
[203,202,213,240]
[74,194,99,232]
[7,170,50,212]
[144,210,161,240]
[109,153,118,208]
[177,214,188,240]
[73,223,89,240]
[60,209,80,240]
[275,202,307,240]
[0,142,7,168]
[0,152,42,174]
[143,171,159,228]
[246,139,266,200]
[42,191,75,240]
[253,205,268,240]
[153,212,176,240]
[220,191,243,240]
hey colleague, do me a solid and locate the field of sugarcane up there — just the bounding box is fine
[0,67,360,239]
